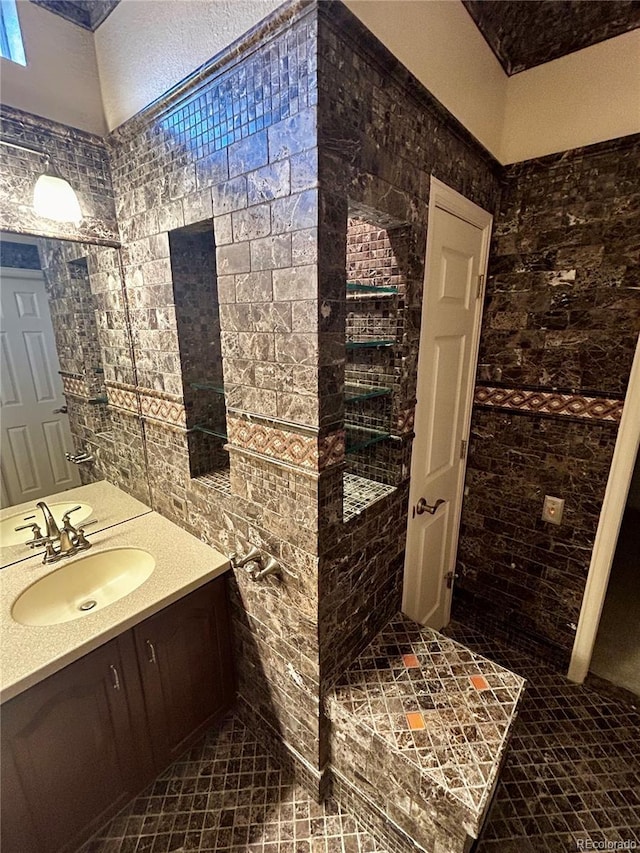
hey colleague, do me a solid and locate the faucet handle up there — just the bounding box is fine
[75,521,97,550]
[63,505,83,517]
[14,517,37,532]
[14,520,45,546]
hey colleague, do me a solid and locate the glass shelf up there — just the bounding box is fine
[190,381,225,394]
[192,424,228,440]
[345,425,391,453]
[346,340,395,350]
[347,281,399,295]
[344,384,392,403]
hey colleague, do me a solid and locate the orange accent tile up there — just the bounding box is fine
[402,653,420,668]
[406,712,425,731]
[470,674,490,691]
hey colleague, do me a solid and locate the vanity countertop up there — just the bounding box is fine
[0,510,230,703]
[0,480,151,569]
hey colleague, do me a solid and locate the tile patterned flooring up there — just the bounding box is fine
[445,622,640,852]
[78,621,640,853]
[77,715,386,853]
[327,615,525,820]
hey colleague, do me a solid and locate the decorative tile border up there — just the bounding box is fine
[474,385,624,422]
[228,416,345,471]
[395,405,415,435]
[61,373,91,400]
[138,387,187,428]
[105,381,138,414]
[105,382,188,428]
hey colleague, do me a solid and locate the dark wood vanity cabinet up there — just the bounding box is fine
[134,578,235,770]
[1,575,235,853]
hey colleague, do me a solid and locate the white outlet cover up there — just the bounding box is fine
[542,495,564,525]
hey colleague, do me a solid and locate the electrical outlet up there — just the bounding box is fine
[542,495,564,525]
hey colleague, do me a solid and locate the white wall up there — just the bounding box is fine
[95,0,282,131]
[0,0,106,136]
[501,29,640,164]
[2,0,638,165]
[344,0,507,157]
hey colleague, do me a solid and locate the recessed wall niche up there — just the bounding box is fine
[168,220,227,478]
[344,213,409,488]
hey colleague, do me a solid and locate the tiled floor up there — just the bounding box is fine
[327,615,525,824]
[77,715,385,853]
[78,622,640,853]
[445,622,640,852]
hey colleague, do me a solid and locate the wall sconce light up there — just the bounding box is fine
[32,155,82,224]
[0,138,83,225]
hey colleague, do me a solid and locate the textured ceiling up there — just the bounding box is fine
[30,0,120,31]
[29,0,640,72]
[462,0,640,75]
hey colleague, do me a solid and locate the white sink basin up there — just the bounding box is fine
[1,502,93,548]
[12,547,155,626]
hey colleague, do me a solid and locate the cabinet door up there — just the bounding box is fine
[1,636,146,853]
[134,577,235,770]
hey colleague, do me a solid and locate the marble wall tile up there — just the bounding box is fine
[102,4,325,780]
[455,408,620,666]
[455,134,640,666]
[315,1,502,724]
[0,106,120,246]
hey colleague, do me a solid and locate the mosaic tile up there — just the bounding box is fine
[227,415,344,472]
[327,614,526,834]
[342,474,396,522]
[77,715,388,853]
[443,621,640,852]
[474,385,624,422]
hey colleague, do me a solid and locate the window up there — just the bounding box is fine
[0,0,26,65]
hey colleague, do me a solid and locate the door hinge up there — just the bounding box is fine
[476,274,485,299]
[460,439,468,459]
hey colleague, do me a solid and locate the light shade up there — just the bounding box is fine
[33,159,82,224]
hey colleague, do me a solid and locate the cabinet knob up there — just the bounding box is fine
[146,640,157,664]
[109,664,120,691]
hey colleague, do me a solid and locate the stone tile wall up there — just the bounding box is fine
[454,134,640,666]
[37,238,151,503]
[316,1,502,704]
[6,0,637,819]
[0,106,119,246]
[103,2,327,781]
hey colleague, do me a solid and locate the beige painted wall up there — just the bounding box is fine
[95,0,282,131]
[2,0,638,163]
[344,0,507,157]
[501,29,640,164]
[0,0,106,135]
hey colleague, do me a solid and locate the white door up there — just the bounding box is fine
[1,267,80,508]
[403,178,491,628]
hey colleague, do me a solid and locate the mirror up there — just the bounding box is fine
[0,231,151,514]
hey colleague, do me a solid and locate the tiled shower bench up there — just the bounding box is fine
[327,615,526,853]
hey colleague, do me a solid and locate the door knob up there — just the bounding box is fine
[53,405,68,414]
[414,497,446,517]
